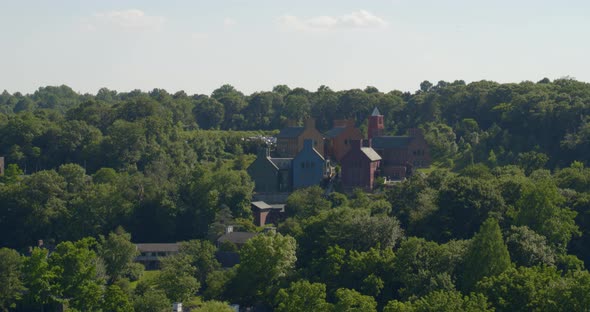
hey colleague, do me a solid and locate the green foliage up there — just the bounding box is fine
[178,239,220,284]
[193,300,234,312]
[505,226,556,267]
[435,176,505,241]
[102,284,134,312]
[476,266,590,312]
[394,237,468,298]
[133,288,170,312]
[334,288,377,312]
[275,280,332,312]
[5,81,590,310]
[230,233,297,306]
[0,248,24,311]
[286,186,332,219]
[156,254,200,303]
[98,227,141,283]
[384,290,493,312]
[515,177,579,250]
[461,218,512,291]
[49,238,104,311]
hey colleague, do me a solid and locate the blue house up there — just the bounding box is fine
[292,139,326,189]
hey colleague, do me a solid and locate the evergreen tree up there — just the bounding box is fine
[461,218,512,291]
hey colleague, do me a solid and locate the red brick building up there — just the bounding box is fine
[340,139,381,191]
[324,119,364,162]
[369,106,431,179]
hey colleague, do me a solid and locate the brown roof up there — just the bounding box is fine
[135,243,180,253]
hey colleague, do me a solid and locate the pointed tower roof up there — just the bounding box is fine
[371,107,381,116]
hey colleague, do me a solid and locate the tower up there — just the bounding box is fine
[368,107,384,139]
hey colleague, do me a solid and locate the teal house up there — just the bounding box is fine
[292,139,326,189]
[247,147,292,193]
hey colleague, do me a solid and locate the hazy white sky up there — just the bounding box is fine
[1,0,589,95]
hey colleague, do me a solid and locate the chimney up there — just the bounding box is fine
[304,118,316,129]
[363,139,372,148]
[225,225,234,234]
[38,240,44,247]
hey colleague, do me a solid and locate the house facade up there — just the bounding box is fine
[275,118,324,157]
[247,148,293,193]
[340,139,382,191]
[324,119,364,162]
[292,139,327,189]
[135,243,180,270]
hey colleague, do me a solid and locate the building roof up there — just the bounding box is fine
[361,147,382,161]
[276,127,305,138]
[371,107,381,116]
[251,201,272,210]
[269,204,286,212]
[372,136,413,149]
[135,243,180,253]
[324,127,347,138]
[217,232,257,245]
[270,158,293,170]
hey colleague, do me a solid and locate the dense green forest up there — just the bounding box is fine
[2,79,590,311]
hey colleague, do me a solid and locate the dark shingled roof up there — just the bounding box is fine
[276,127,305,138]
[135,243,180,253]
[372,136,413,149]
[217,232,257,245]
[361,147,382,161]
[324,127,346,138]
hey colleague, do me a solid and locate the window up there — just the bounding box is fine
[301,162,305,169]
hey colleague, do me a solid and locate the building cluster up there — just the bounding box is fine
[247,107,431,196]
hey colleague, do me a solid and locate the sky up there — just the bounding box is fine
[1,0,589,95]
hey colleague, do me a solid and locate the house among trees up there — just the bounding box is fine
[275,118,324,157]
[324,119,364,162]
[247,148,293,193]
[293,139,328,189]
[251,201,285,227]
[369,108,431,180]
[340,139,382,191]
[135,243,180,270]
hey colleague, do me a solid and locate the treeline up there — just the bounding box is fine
[0,229,236,311]
[0,161,254,248]
[3,165,590,311]
[2,79,590,310]
[2,78,590,173]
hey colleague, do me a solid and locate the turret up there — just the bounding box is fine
[368,107,384,139]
